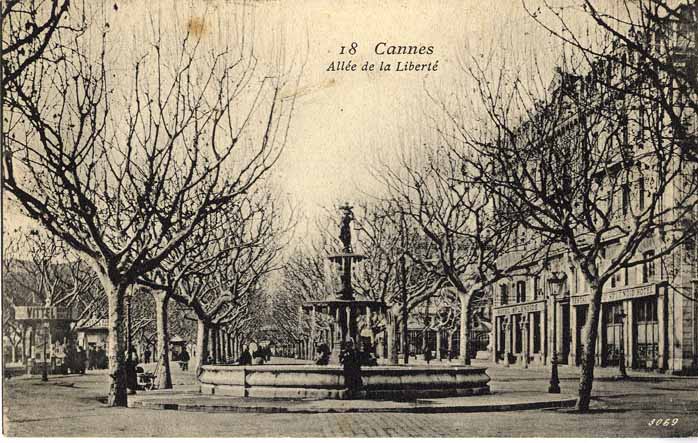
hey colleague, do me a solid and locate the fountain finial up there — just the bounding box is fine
[338,203,354,253]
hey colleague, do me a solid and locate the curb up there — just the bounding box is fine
[129,397,578,414]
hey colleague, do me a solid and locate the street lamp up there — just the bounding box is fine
[41,323,49,382]
[547,272,564,394]
[618,306,628,378]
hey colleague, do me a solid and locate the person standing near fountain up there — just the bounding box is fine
[339,338,362,398]
[238,345,252,365]
[315,343,331,365]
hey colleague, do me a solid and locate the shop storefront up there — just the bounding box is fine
[75,319,110,369]
[14,306,75,375]
[493,299,547,367]
[570,282,667,371]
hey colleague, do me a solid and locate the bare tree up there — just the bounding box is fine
[353,201,446,363]
[157,189,290,374]
[1,0,74,93]
[460,35,697,410]
[377,141,546,365]
[3,10,297,404]
[3,228,107,331]
[270,228,335,355]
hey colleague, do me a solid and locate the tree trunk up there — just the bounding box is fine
[577,284,603,412]
[105,280,128,407]
[388,317,399,365]
[210,326,218,363]
[459,293,471,365]
[195,319,208,370]
[20,325,26,365]
[448,330,454,361]
[153,291,172,390]
[233,334,238,361]
[220,329,226,362]
[401,308,409,364]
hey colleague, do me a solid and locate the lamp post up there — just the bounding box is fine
[398,210,409,364]
[41,324,49,382]
[618,306,628,378]
[547,272,563,394]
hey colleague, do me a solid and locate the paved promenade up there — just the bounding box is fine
[3,358,698,437]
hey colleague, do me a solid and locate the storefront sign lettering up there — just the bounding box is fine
[571,284,656,306]
[494,300,546,316]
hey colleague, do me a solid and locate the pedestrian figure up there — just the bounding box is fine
[179,348,190,371]
[77,346,87,374]
[238,345,252,365]
[424,346,432,365]
[252,347,264,365]
[360,341,378,367]
[339,339,362,398]
[144,349,151,364]
[315,343,330,366]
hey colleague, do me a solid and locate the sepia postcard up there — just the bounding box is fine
[2,0,697,438]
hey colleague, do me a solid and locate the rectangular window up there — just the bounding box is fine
[623,266,629,286]
[622,184,630,215]
[500,284,509,305]
[643,250,656,283]
[532,312,541,353]
[516,281,526,303]
[636,297,658,322]
[605,302,625,324]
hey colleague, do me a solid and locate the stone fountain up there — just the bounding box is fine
[198,204,490,400]
[299,203,386,364]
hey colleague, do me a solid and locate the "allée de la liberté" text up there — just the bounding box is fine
[326,42,439,72]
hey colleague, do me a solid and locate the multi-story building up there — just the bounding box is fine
[492,5,697,374]
[492,247,697,373]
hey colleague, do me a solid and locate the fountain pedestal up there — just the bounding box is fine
[302,299,386,363]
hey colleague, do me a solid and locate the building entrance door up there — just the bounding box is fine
[603,302,624,366]
[575,305,588,366]
[634,297,659,370]
[561,304,571,364]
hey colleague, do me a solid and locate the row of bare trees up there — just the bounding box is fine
[371,0,697,412]
[2,0,297,406]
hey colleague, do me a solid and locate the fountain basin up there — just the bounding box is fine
[198,364,490,400]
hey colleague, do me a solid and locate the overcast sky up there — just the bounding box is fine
[4,0,592,240]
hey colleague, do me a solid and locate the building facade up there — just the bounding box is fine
[492,250,698,373]
[492,5,697,374]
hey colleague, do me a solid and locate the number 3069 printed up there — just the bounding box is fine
[648,418,679,427]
